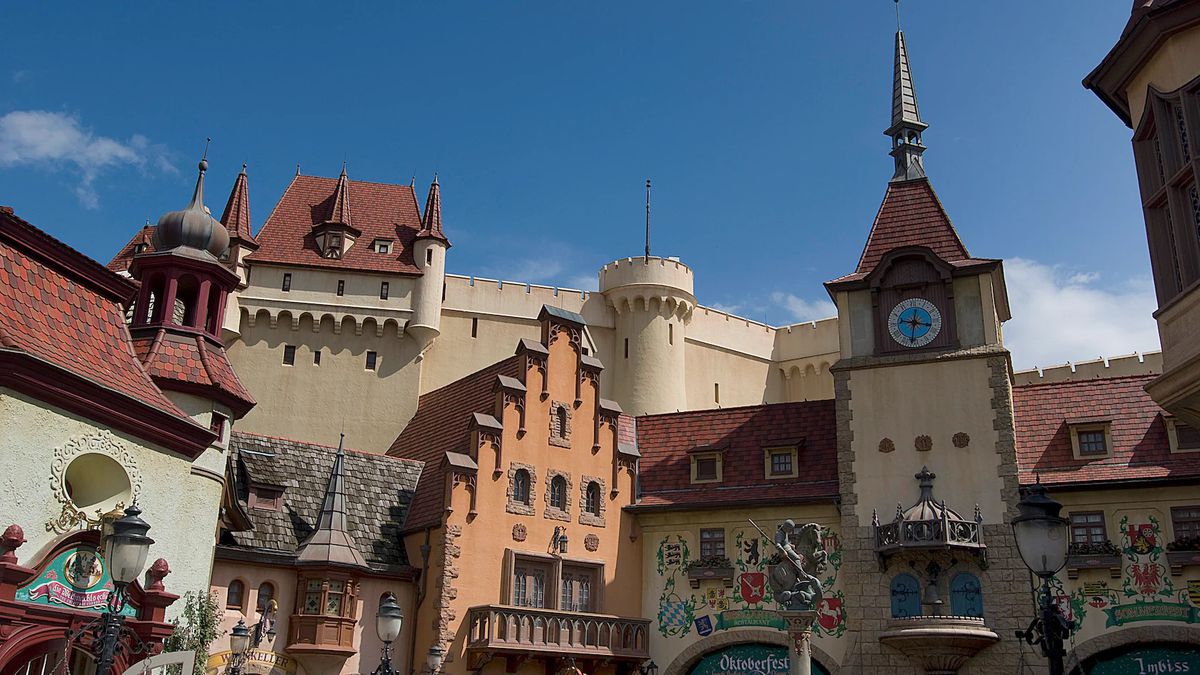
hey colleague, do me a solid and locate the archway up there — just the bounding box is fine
[1068,625,1200,674]
[663,629,837,675]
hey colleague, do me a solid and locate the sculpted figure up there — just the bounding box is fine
[754,519,827,612]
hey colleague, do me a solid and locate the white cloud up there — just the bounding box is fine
[0,110,171,208]
[770,291,837,323]
[565,274,599,292]
[11,70,29,84]
[1003,257,1159,370]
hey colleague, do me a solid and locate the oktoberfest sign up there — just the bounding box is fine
[15,545,136,617]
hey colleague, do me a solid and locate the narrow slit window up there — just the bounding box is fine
[282,273,292,292]
[366,351,378,371]
[426,248,434,266]
[471,317,478,338]
[336,280,345,297]
[714,383,720,404]
[624,338,629,359]
[669,323,673,345]
[313,349,322,366]
[283,345,296,366]
[380,282,389,300]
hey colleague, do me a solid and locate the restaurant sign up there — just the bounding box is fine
[688,644,829,675]
[1089,646,1200,675]
[14,545,136,616]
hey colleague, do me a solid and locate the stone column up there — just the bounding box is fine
[780,610,818,675]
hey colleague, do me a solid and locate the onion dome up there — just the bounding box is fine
[153,156,230,258]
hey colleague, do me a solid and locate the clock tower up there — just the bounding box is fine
[822,22,1030,672]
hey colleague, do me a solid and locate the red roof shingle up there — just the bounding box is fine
[854,178,971,275]
[247,174,425,275]
[132,329,256,416]
[1013,374,1197,487]
[107,225,156,273]
[634,401,839,510]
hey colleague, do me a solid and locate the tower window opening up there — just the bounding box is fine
[426,248,433,266]
[669,323,673,345]
[624,338,629,359]
[471,317,478,338]
[282,273,292,292]
[380,282,389,300]
[714,383,720,404]
[366,351,378,371]
[283,345,296,366]
[336,280,345,297]
[313,349,322,366]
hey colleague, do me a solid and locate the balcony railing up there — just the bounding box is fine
[466,604,650,661]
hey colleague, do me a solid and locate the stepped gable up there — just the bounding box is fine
[387,355,523,532]
[246,174,425,274]
[130,329,255,417]
[0,207,202,427]
[225,432,423,572]
[631,400,838,510]
[1013,373,1197,487]
[108,225,156,272]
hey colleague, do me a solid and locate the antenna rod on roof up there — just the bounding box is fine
[895,0,901,31]
[202,137,211,161]
[644,179,651,264]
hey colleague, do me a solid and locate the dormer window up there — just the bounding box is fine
[133,243,148,254]
[764,446,798,479]
[325,234,343,259]
[249,485,284,511]
[689,446,723,484]
[1069,420,1112,459]
[1168,418,1200,453]
[372,239,393,254]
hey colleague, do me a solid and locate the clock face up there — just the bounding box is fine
[887,298,942,348]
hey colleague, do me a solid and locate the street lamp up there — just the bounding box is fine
[640,660,658,675]
[91,505,156,675]
[1010,480,1072,675]
[227,619,252,675]
[373,593,404,675]
[426,644,445,674]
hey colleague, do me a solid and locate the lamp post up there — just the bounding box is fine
[227,619,252,675]
[640,660,658,675]
[1010,481,1072,675]
[94,505,155,675]
[373,593,404,675]
[425,644,445,675]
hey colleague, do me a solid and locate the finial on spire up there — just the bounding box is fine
[200,137,211,172]
[432,171,439,185]
[885,19,929,182]
[240,162,247,175]
[895,0,901,31]
[340,160,347,178]
[296,163,301,176]
[644,179,651,263]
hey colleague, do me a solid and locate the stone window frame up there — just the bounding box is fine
[506,462,538,516]
[549,401,573,448]
[762,446,798,480]
[578,475,606,527]
[543,469,572,522]
[1069,421,1112,459]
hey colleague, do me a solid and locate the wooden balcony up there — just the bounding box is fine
[466,604,650,670]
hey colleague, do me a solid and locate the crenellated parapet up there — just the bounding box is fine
[600,256,696,321]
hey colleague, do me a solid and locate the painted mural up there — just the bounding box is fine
[1064,515,1200,634]
[655,527,845,640]
[14,544,137,617]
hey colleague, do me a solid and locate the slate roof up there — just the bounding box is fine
[632,401,839,510]
[227,432,424,571]
[0,207,192,422]
[387,355,524,532]
[1012,374,1199,487]
[246,174,426,275]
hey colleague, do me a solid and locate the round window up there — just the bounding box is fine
[64,453,132,513]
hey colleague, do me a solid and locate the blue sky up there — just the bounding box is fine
[0,2,1158,369]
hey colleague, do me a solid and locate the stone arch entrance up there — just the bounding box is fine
[1068,625,1200,674]
[662,629,838,675]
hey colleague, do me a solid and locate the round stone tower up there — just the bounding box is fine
[600,256,695,415]
[409,177,450,349]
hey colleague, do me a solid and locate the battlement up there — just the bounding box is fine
[442,273,595,322]
[599,256,694,296]
[1013,351,1163,386]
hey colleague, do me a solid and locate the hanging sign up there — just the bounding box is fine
[1103,601,1200,627]
[206,650,298,675]
[1089,645,1200,675]
[14,545,136,616]
[687,644,829,675]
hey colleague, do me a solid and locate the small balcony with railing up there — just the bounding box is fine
[465,605,650,671]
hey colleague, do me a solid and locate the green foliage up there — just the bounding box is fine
[162,590,223,675]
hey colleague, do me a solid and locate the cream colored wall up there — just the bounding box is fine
[420,332,642,675]
[408,239,447,347]
[1156,286,1200,373]
[1125,25,1200,129]
[846,356,1007,524]
[1012,351,1163,385]
[0,389,224,618]
[636,505,847,673]
[242,265,418,325]
[229,312,423,453]
[209,562,418,675]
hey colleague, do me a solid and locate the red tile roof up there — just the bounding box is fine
[852,178,971,275]
[107,225,156,273]
[0,208,195,424]
[1013,374,1196,487]
[220,167,255,244]
[387,356,523,532]
[246,174,425,275]
[131,329,256,416]
[633,401,839,510]
[416,178,450,245]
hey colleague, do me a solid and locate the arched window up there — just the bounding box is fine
[556,406,568,436]
[227,579,245,611]
[513,469,531,505]
[949,572,983,617]
[889,574,920,618]
[550,475,567,510]
[257,582,276,613]
[585,482,601,516]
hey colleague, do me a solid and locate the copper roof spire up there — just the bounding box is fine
[296,434,369,569]
[885,4,929,182]
[324,162,353,227]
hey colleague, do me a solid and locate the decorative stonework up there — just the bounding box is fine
[878,438,895,454]
[433,524,462,650]
[505,462,537,516]
[47,431,143,533]
[953,432,970,448]
[914,435,932,452]
[584,533,599,552]
[578,475,606,527]
[549,401,573,448]
[543,469,572,521]
[512,524,527,542]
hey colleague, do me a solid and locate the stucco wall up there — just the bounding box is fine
[1125,24,1200,130]
[0,389,224,618]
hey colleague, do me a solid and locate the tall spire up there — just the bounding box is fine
[885,18,929,182]
[220,163,255,243]
[296,434,369,569]
[325,162,353,227]
[417,173,450,245]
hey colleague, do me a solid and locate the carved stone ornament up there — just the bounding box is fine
[914,435,933,452]
[47,431,142,534]
[952,432,970,449]
[584,533,600,552]
[512,524,527,542]
[878,438,896,454]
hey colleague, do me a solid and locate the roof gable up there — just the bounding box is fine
[854,178,970,275]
